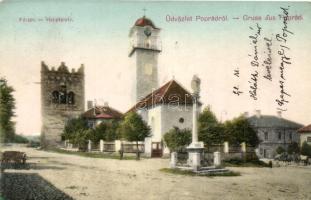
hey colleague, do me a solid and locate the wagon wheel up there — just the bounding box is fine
[14,158,21,164]
[22,157,26,164]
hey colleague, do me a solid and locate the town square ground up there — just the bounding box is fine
[1,146,311,200]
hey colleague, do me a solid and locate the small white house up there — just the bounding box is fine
[127,79,201,157]
[298,124,311,146]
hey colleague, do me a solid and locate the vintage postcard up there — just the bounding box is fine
[0,0,311,200]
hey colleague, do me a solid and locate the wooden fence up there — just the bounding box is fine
[121,143,144,153]
[64,140,145,154]
[103,143,116,152]
[205,144,224,153]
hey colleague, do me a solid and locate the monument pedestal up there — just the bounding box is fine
[187,142,204,171]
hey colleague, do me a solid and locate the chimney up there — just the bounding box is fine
[255,109,261,118]
[243,112,249,118]
[277,110,282,118]
[87,100,93,110]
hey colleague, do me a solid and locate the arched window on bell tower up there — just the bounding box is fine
[59,85,67,104]
[67,91,75,105]
[52,91,59,103]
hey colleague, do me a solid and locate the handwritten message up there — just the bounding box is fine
[275,6,293,111]
[232,6,294,112]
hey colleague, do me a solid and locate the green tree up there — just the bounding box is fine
[287,142,300,154]
[224,115,259,147]
[163,127,191,152]
[93,122,106,144]
[276,146,285,154]
[73,129,90,151]
[62,117,89,143]
[118,112,151,160]
[301,142,311,157]
[95,120,120,142]
[198,107,225,146]
[0,77,16,142]
[104,120,120,141]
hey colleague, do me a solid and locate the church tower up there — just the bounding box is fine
[41,61,85,147]
[129,16,161,102]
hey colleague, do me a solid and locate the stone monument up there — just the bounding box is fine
[187,75,204,170]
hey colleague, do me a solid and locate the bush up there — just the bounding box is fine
[95,120,120,142]
[197,107,259,148]
[73,129,91,151]
[287,142,300,154]
[198,107,225,146]
[163,127,191,152]
[301,142,311,157]
[62,117,89,143]
[224,116,259,147]
[276,146,285,154]
[268,161,273,168]
[224,158,269,167]
[13,134,29,143]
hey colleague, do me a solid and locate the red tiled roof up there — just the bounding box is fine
[127,79,200,113]
[134,16,158,29]
[298,124,311,133]
[82,106,123,119]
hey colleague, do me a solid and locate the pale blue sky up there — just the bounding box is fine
[0,0,310,135]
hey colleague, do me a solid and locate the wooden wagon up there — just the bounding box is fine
[0,151,27,164]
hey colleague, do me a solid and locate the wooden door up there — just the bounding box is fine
[151,142,163,157]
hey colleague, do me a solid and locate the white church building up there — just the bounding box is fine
[127,16,199,156]
[127,79,200,155]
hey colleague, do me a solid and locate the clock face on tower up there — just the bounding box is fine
[144,27,152,37]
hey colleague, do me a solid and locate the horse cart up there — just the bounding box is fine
[0,151,27,165]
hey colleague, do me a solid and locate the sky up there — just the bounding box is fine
[0,0,310,135]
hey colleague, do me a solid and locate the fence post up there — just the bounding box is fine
[224,141,229,153]
[241,142,246,160]
[214,151,221,167]
[241,142,246,153]
[170,152,177,168]
[88,140,92,152]
[144,137,152,157]
[100,140,104,152]
[115,140,122,152]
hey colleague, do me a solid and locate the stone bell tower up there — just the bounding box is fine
[40,61,85,147]
[129,16,161,103]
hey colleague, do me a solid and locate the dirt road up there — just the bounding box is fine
[1,146,311,200]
